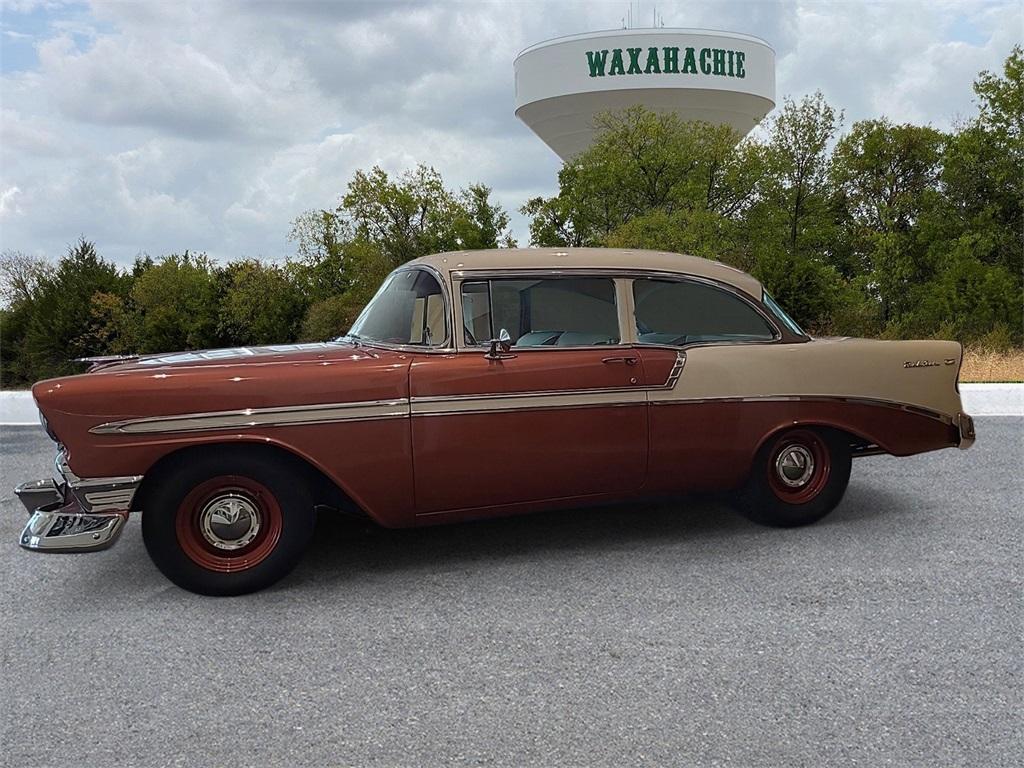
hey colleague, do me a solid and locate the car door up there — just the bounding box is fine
[630,276,782,493]
[409,274,648,515]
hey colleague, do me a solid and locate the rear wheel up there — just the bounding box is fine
[735,428,851,527]
[142,453,315,595]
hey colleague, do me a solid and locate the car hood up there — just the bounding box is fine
[84,341,364,373]
[32,340,413,422]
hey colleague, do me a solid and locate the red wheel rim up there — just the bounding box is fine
[766,430,831,504]
[175,475,283,573]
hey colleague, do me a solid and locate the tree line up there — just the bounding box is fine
[1,47,1019,387]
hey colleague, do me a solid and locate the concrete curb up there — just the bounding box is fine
[956,383,1023,416]
[1,384,1021,425]
[1,391,39,426]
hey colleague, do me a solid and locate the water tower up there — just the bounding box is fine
[515,28,775,160]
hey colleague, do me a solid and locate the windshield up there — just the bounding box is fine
[762,291,806,337]
[347,269,448,347]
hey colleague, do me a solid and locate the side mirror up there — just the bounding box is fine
[485,328,515,360]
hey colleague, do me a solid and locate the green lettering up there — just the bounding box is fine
[699,48,712,75]
[626,47,642,74]
[609,48,625,76]
[644,46,661,74]
[682,47,697,74]
[735,51,746,79]
[662,46,679,73]
[727,50,735,77]
[585,49,609,77]
[712,48,726,75]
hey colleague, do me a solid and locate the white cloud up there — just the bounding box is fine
[0,0,1018,264]
[0,186,24,218]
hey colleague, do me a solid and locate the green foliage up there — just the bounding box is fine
[522,49,1021,341]
[299,294,367,342]
[340,165,516,269]
[127,252,221,353]
[2,49,1020,386]
[521,109,762,248]
[217,260,305,346]
[18,239,129,381]
[287,209,350,303]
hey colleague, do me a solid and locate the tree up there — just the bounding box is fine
[761,91,843,261]
[941,46,1022,280]
[19,238,129,380]
[127,252,220,353]
[831,119,945,322]
[287,209,351,303]
[340,165,515,268]
[0,251,54,308]
[456,184,517,250]
[521,109,761,248]
[217,259,305,345]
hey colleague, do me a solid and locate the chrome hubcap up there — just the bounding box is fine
[199,493,261,550]
[775,445,815,488]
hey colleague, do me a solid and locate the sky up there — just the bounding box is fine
[0,0,1020,266]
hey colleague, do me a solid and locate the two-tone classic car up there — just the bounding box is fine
[16,248,975,595]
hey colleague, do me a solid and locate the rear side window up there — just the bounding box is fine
[633,278,776,346]
[461,277,620,347]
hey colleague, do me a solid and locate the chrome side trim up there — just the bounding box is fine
[90,399,409,435]
[79,363,957,437]
[647,393,955,424]
[412,388,649,417]
[55,450,143,513]
[664,351,686,388]
[87,354,687,435]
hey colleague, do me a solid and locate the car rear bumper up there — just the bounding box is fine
[955,411,976,450]
[15,449,142,553]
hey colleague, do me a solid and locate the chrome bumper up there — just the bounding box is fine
[15,449,142,553]
[956,412,976,450]
[19,495,128,552]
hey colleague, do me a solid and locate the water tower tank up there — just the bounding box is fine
[515,28,775,160]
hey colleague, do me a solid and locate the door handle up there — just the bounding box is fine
[602,356,638,366]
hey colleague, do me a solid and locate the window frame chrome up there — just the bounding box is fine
[449,267,785,353]
[345,264,456,355]
[626,271,784,351]
[453,270,628,352]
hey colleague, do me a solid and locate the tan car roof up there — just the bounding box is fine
[409,248,764,298]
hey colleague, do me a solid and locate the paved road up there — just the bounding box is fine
[1,420,1021,767]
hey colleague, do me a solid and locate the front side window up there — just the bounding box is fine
[461,276,620,347]
[347,269,447,347]
[633,278,776,346]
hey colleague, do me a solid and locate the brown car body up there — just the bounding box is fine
[16,249,975,592]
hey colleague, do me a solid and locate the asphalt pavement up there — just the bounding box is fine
[1,419,1021,768]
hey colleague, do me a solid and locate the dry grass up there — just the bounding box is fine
[960,348,1024,382]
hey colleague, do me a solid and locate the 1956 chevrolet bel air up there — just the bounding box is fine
[15,248,975,594]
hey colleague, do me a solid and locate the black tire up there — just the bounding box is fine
[141,452,315,595]
[735,427,852,528]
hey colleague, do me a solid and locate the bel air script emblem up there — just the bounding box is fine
[904,359,957,368]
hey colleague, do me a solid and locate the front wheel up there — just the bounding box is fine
[142,453,315,595]
[735,428,852,528]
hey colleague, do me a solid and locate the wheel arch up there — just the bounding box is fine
[131,440,369,521]
[750,419,875,461]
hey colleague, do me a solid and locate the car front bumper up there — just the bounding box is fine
[15,450,142,553]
